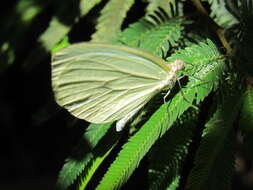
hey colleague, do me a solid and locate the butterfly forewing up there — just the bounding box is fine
[52,43,178,124]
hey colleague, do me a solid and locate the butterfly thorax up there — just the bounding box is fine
[158,59,185,91]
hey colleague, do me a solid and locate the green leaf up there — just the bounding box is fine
[78,140,117,190]
[120,17,185,56]
[51,36,70,53]
[185,91,241,190]
[0,0,50,71]
[207,0,238,28]
[148,109,198,190]
[16,0,46,24]
[167,39,225,105]
[239,87,253,160]
[95,40,225,190]
[41,0,103,51]
[240,87,253,133]
[232,0,253,76]
[57,123,112,190]
[145,0,182,18]
[92,0,135,43]
[24,0,103,70]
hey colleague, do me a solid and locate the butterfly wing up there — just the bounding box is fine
[52,43,171,123]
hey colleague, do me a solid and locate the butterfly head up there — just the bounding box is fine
[169,59,185,72]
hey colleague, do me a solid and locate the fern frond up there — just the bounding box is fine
[226,0,253,38]
[231,0,253,76]
[240,87,253,133]
[24,0,103,70]
[56,123,112,190]
[78,140,117,190]
[145,0,182,18]
[167,40,225,104]
[230,0,253,24]
[207,0,238,28]
[0,0,48,40]
[79,0,103,15]
[39,18,70,50]
[120,17,185,56]
[148,109,198,190]
[91,0,134,43]
[0,0,50,70]
[16,0,47,24]
[239,87,253,160]
[40,0,102,50]
[95,40,225,190]
[185,91,241,190]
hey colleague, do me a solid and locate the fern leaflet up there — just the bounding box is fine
[148,109,198,190]
[56,123,112,190]
[239,87,253,160]
[78,141,117,190]
[207,0,238,28]
[120,17,185,56]
[185,90,241,190]
[95,40,225,190]
[145,0,179,18]
[92,0,134,42]
[240,87,253,132]
[24,0,103,70]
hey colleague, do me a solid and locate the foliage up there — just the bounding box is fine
[185,74,243,190]
[2,0,253,190]
[56,123,114,189]
[227,0,253,75]
[148,109,198,190]
[119,16,185,57]
[208,0,239,28]
[91,0,135,43]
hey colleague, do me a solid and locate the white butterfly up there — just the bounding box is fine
[52,42,185,131]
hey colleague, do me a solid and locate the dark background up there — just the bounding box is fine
[0,1,252,190]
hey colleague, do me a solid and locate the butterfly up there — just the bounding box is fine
[52,42,185,131]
